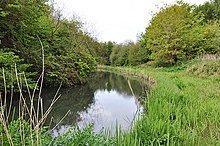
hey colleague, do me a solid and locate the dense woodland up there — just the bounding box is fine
[0,0,110,90]
[0,0,220,89]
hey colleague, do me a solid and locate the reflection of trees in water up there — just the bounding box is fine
[88,72,148,99]
[43,84,95,129]
[43,72,148,130]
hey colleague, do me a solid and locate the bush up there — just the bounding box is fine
[0,50,36,91]
[187,60,220,76]
[0,119,53,146]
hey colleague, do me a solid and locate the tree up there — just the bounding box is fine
[110,44,122,66]
[110,41,148,66]
[104,41,114,65]
[195,0,220,21]
[0,0,99,87]
[0,50,35,91]
[127,42,148,66]
[142,2,206,66]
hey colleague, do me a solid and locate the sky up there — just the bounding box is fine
[54,0,208,43]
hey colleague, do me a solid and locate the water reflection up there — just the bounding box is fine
[43,72,147,136]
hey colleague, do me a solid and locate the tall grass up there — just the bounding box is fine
[102,65,220,145]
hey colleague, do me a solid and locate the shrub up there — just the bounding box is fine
[187,60,220,76]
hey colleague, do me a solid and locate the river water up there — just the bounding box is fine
[28,72,147,136]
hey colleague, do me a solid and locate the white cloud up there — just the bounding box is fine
[54,0,208,43]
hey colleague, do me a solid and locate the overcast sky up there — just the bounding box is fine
[54,0,208,43]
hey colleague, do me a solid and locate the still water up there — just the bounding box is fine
[42,72,147,136]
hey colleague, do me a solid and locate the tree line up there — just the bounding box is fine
[110,0,220,67]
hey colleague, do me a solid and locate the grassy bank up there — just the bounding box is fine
[100,60,220,145]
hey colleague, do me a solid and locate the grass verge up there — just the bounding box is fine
[100,64,220,145]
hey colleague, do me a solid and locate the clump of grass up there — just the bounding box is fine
[187,60,220,76]
[55,124,115,146]
[161,59,200,72]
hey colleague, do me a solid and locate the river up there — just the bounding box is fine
[10,71,148,136]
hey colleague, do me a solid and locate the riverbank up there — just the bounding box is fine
[98,62,220,145]
[1,61,219,145]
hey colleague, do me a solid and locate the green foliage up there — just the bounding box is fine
[127,42,149,65]
[110,42,148,66]
[204,21,220,54]
[142,3,195,66]
[165,58,220,76]
[0,119,53,146]
[105,41,114,65]
[195,0,220,21]
[0,50,36,91]
[163,59,200,72]
[187,59,220,76]
[110,44,121,66]
[42,19,97,86]
[182,20,220,57]
[0,0,101,87]
[141,2,220,66]
[55,125,115,146]
[45,51,96,86]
